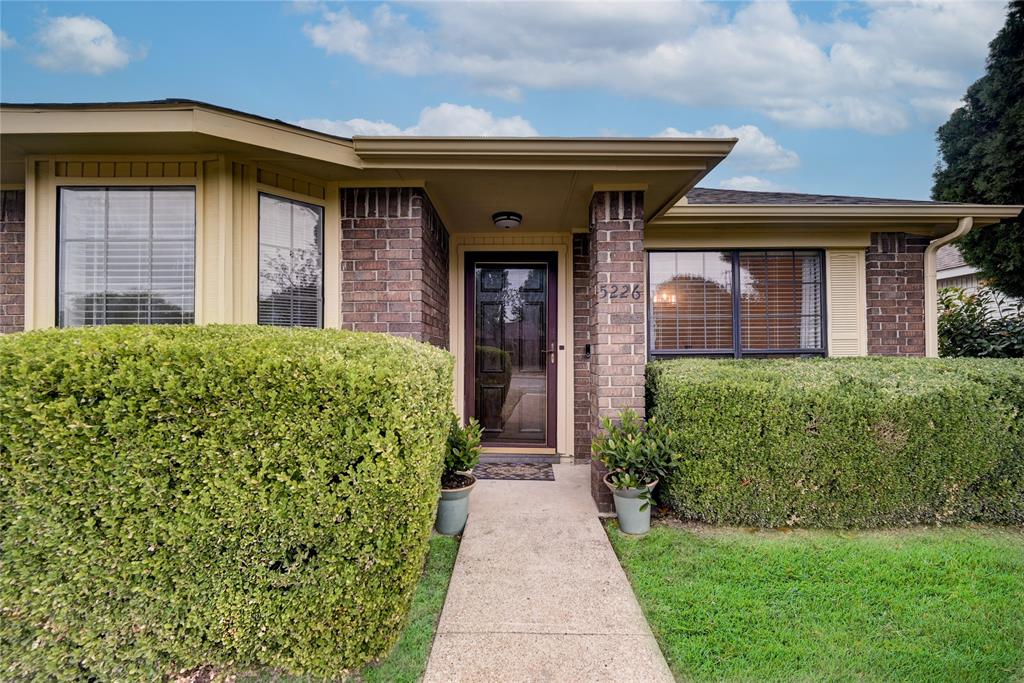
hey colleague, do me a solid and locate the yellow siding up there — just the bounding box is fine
[55,159,200,178]
[256,167,327,201]
[644,225,873,249]
[826,249,868,356]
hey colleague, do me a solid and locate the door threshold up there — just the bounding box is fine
[478,453,561,464]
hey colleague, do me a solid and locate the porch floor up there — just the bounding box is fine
[423,463,673,682]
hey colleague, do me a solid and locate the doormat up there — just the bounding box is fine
[473,463,555,481]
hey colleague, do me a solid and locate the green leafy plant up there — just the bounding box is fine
[443,416,482,487]
[647,357,1024,529]
[939,286,1024,358]
[0,325,454,680]
[592,409,674,506]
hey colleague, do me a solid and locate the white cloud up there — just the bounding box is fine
[297,117,403,137]
[297,102,538,137]
[31,16,138,75]
[717,176,787,192]
[286,1,324,15]
[302,1,1006,133]
[1,30,15,50]
[658,124,799,172]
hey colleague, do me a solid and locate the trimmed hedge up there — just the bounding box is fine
[648,357,1024,528]
[0,325,454,680]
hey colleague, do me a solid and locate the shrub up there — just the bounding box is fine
[0,325,454,680]
[592,409,675,497]
[648,357,1023,528]
[938,286,1024,358]
[443,416,481,487]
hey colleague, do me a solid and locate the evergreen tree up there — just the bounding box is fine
[933,1,1024,296]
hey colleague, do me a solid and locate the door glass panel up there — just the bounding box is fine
[474,264,549,444]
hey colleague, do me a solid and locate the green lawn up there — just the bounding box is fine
[242,534,459,683]
[359,535,458,683]
[608,523,1024,683]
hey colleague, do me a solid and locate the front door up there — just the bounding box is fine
[465,252,557,448]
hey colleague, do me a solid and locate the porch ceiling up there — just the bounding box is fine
[398,167,712,233]
[352,136,734,232]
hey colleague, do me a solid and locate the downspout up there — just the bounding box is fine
[924,216,973,357]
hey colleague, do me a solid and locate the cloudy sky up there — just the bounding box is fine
[0,1,1009,199]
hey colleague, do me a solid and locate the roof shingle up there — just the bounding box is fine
[686,187,951,206]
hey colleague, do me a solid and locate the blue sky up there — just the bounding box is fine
[0,1,1009,199]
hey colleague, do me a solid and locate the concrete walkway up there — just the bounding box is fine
[424,463,673,682]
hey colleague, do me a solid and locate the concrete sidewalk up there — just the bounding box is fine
[424,463,673,682]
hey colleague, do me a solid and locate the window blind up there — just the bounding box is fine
[258,193,324,328]
[649,250,825,357]
[58,187,196,327]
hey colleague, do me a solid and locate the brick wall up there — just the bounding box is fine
[1,190,25,334]
[588,190,646,511]
[866,232,928,356]
[340,188,450,348]
[572,233,592,463]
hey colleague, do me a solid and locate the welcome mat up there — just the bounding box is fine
[473,463,555,481]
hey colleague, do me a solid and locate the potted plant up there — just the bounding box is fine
[435,415,482,535]
[592,409,673,534]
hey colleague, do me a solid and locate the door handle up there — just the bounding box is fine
[545,344,557,364]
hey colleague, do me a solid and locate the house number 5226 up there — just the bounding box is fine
[598,284,642,300]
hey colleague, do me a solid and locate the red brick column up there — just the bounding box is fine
[1,190,25,334]
[866,232,928,356]
[340,188,450,349]
[589,190,646,511]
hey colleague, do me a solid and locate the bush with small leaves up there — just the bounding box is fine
[648,357,1023,528]
[0,325,454,680]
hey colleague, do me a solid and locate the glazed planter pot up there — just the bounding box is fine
[435,474,477,535]
[604,473,658,535]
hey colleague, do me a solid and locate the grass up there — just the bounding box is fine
[240,534,459,683]
[359,535,458,683]
[607,523,1024,683]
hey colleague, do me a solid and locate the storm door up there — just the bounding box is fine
[465,252,558,447]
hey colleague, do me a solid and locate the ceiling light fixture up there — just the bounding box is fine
[491,211,523,230]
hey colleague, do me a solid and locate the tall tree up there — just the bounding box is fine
[933,0,1024,297]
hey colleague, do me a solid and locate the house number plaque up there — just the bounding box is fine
[598,283,642,300]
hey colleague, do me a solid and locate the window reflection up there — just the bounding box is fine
[258,194,324,328]
[649,250,824,356]
[649,251,733,352]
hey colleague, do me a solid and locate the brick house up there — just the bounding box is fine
[2,100,1021,510]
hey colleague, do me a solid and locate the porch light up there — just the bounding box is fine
[491,211,523,230]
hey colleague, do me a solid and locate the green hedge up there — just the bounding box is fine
[648,357,1024,528]
[0,325,454,680]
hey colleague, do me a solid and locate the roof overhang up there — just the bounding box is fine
[350,136,734,232]
[0,101,736,232]
[653,202,1024,236]
[0,102,363,175]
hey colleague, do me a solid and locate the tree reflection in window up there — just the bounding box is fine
[258,193,323,328]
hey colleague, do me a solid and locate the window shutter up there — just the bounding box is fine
[826,249,867,356]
